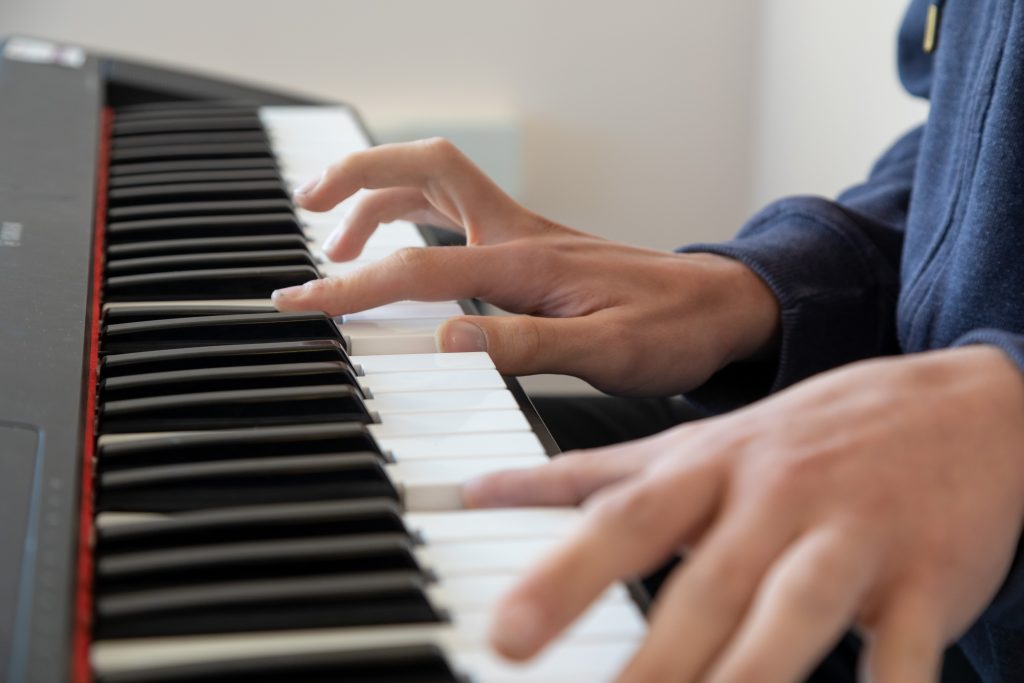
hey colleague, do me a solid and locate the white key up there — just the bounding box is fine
[432,576,631,611]
[342,319,447,355]
[359,369,505,393]
[389,456,547,511]
[381,432,545,461]
[369,410,530,438]
[417,538,557,576]
[408,508,581,543]
[342,302,464,322]
[454,640,639,683]
[364,389,517,414]
[354,352,494,374]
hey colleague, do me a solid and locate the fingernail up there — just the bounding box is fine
[491,602,543,659]
[440,320,487,352]
[293,174,321,198]
[322,226,343,254]
[271,284,305,301]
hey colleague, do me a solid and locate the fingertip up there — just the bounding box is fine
[489,601,546,661]
[270,283,308,310]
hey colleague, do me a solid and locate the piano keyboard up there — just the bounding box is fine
[85,103,647,682]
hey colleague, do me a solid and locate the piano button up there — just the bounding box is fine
[110,142,272,164]
[97,423,379,470]
[108,199,295,221]
[102,303,278,325]
[432,575,631,613]
[98,453,396,513]
[92,644,461,683]
[407,508,581,544]
[360,369,506,394]
[353,351,494,374]
[104,265,319,301]
[109,168,282,189]
[101,362,363,402]
[111,131,268,149]
[381,432,545,462]
[97,533,422,593]
[101,340,351,377]
[365,389,517,414]
[108,181,289,207]
[105,213,303,243]
[106,234,309,259]
[111,115,264,137]
[101,312,344,354]
[105,249,316,276]
[109,158,279,177]
[96,499,408,553]
[98,385,372,433]
[368,410,530,439]
[387,456,549,512]
[93,572,442,639]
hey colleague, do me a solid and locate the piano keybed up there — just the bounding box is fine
[86,103,646,682]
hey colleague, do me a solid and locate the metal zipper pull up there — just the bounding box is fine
[924,1,943,54]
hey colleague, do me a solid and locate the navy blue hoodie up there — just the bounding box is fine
[683,1,1024,679]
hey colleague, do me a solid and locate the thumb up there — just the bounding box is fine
[436,315,583,377]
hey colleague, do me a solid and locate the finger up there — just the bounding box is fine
[489,459,725,660]
[704,525,882,683]
[437,314,599,377]
[271,245,509,315]
[293,139,515,238]
[860,593,945,683]
[615,498,799,682]
[323,187,461,262]
[462,428,691,508]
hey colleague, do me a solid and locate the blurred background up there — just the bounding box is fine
[2,0,928,391]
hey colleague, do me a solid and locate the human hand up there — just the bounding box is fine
[464,345,1024,681]
[272,138,779,394]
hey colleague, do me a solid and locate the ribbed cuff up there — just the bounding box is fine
[678,196,900,412]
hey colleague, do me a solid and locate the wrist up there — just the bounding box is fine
[690,253,781,366]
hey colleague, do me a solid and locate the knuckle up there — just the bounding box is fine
[586,481,664,536]
[389,246,426,271]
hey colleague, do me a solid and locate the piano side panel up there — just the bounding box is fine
[0,44,103,682]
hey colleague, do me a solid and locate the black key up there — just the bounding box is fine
[101,312,343,354]
[102,304,278,326]
[99,384,371,432]
[98,453,397,512]
[97,423,378,470]
[97,499,407,553]
[112,115,264,137]
[115,104,258,119]
[110,142,271,164]
[101,340,351,377]
[101,362,362,401]
[108,181,288,207]
[104,264,318,301]
[93,645,460,683]
[111,131,267,149]
[97,533,421,592]
[109,169,281,189]
[105,250,316,276]
[108,199,294,221]
[94,572,442,638]
[109,158,279,177]
[105,213,302,243]
[107,234,308,259]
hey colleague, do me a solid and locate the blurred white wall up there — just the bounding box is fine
[0,0,760,252]
[751,0,929,209]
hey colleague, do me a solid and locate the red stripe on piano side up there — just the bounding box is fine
[73,107,111,683]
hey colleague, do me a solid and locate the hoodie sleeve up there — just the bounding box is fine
[679,125,921,411]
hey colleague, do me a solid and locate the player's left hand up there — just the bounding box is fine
[463,345,1024,682]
